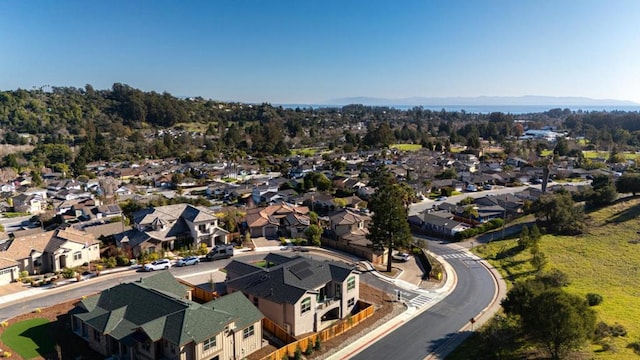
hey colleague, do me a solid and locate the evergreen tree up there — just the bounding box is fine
[367,182,413,272]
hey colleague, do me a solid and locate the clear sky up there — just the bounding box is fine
[1,0,639,104]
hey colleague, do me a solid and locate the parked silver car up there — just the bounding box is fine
[177,256,200,267]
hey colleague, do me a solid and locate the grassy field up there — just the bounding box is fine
[583,150,639,160]
[468,197,640,358]
[0,318,54,359]
[390,143,422,152]
[291,147,325,156]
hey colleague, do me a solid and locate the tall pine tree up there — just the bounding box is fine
[367,170,413,272]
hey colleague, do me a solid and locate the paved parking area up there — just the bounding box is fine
[395,256,426,286]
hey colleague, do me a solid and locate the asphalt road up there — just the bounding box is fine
[352,239,496,360]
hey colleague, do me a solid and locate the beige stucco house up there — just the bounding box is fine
[0,227,100,284]
[225,253,360,336]
[71,272,264,360]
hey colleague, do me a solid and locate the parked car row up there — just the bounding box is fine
[142,245,235,271]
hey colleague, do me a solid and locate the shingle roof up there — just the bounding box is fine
[225,253,356,305]
[74,272,262,346]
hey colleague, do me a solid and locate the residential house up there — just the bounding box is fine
[0,183,16,193]
[118,204,229,258]
[474,194,524,218]
[12,193,44,214]
[0,227,100,284]
[71,272,264,360]
[324,208,386,265]
[225,253,359,336]
[251,183,279,205]
[410,210,470,238]
[244,203,310,238]
[329,208,369,238]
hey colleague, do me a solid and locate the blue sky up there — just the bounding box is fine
[1,0,639,104]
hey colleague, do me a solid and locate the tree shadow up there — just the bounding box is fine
[604,202,640,224]
[425,330,474,358]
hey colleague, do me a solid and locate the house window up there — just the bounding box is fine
[142,341,151,352]
[243,325,255,339]
[335,283,342,299]
[73,252,82,261]
[301,297,311,314]
[348,298,355,307]
[253,296,259,307]
[199,224,208,232]
[203,335,216,351]
[347,276,356,291]
[93,329,100,341]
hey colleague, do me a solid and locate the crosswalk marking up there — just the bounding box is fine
[409,294,433,307]
[440,253,472,260]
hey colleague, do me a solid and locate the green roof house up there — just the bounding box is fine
[71,271,264,360]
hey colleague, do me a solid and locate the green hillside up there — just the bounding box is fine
[472,197,640,358]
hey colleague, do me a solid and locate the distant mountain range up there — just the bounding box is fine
[324,96,639,107]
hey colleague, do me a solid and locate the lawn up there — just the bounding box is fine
[583,150,639,160]
[390,143,422,152]
[0,318,54,359]
[291,147,324,156]
[468,197,640,359]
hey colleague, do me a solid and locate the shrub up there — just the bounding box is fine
[61,267,75,279]
[305,339,314,355]
[1,320,9,327]
[628,342,640,355]
[196,243,208,255]
[294,345,302,360]
[20,270,28,279]
[34,307,41,313]
[2,351,12,358]
[611,323,627,337]
[280,237,288,245]
[595,321,628,339]
[586,293,604,306]
[116,255,130,266]
[106,257,117,268]
[314,336,322,350]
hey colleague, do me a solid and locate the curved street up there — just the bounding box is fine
[351,239,498,360]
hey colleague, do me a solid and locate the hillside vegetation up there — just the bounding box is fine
[472,197,640,358]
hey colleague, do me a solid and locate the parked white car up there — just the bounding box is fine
[143,259,172,271]
[392,252,410,262]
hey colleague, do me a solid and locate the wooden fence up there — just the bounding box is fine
[177,278,218,303]
[260,301,375,360]
[263,317,297,345]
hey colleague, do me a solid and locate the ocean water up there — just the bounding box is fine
[278,104,640,114]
